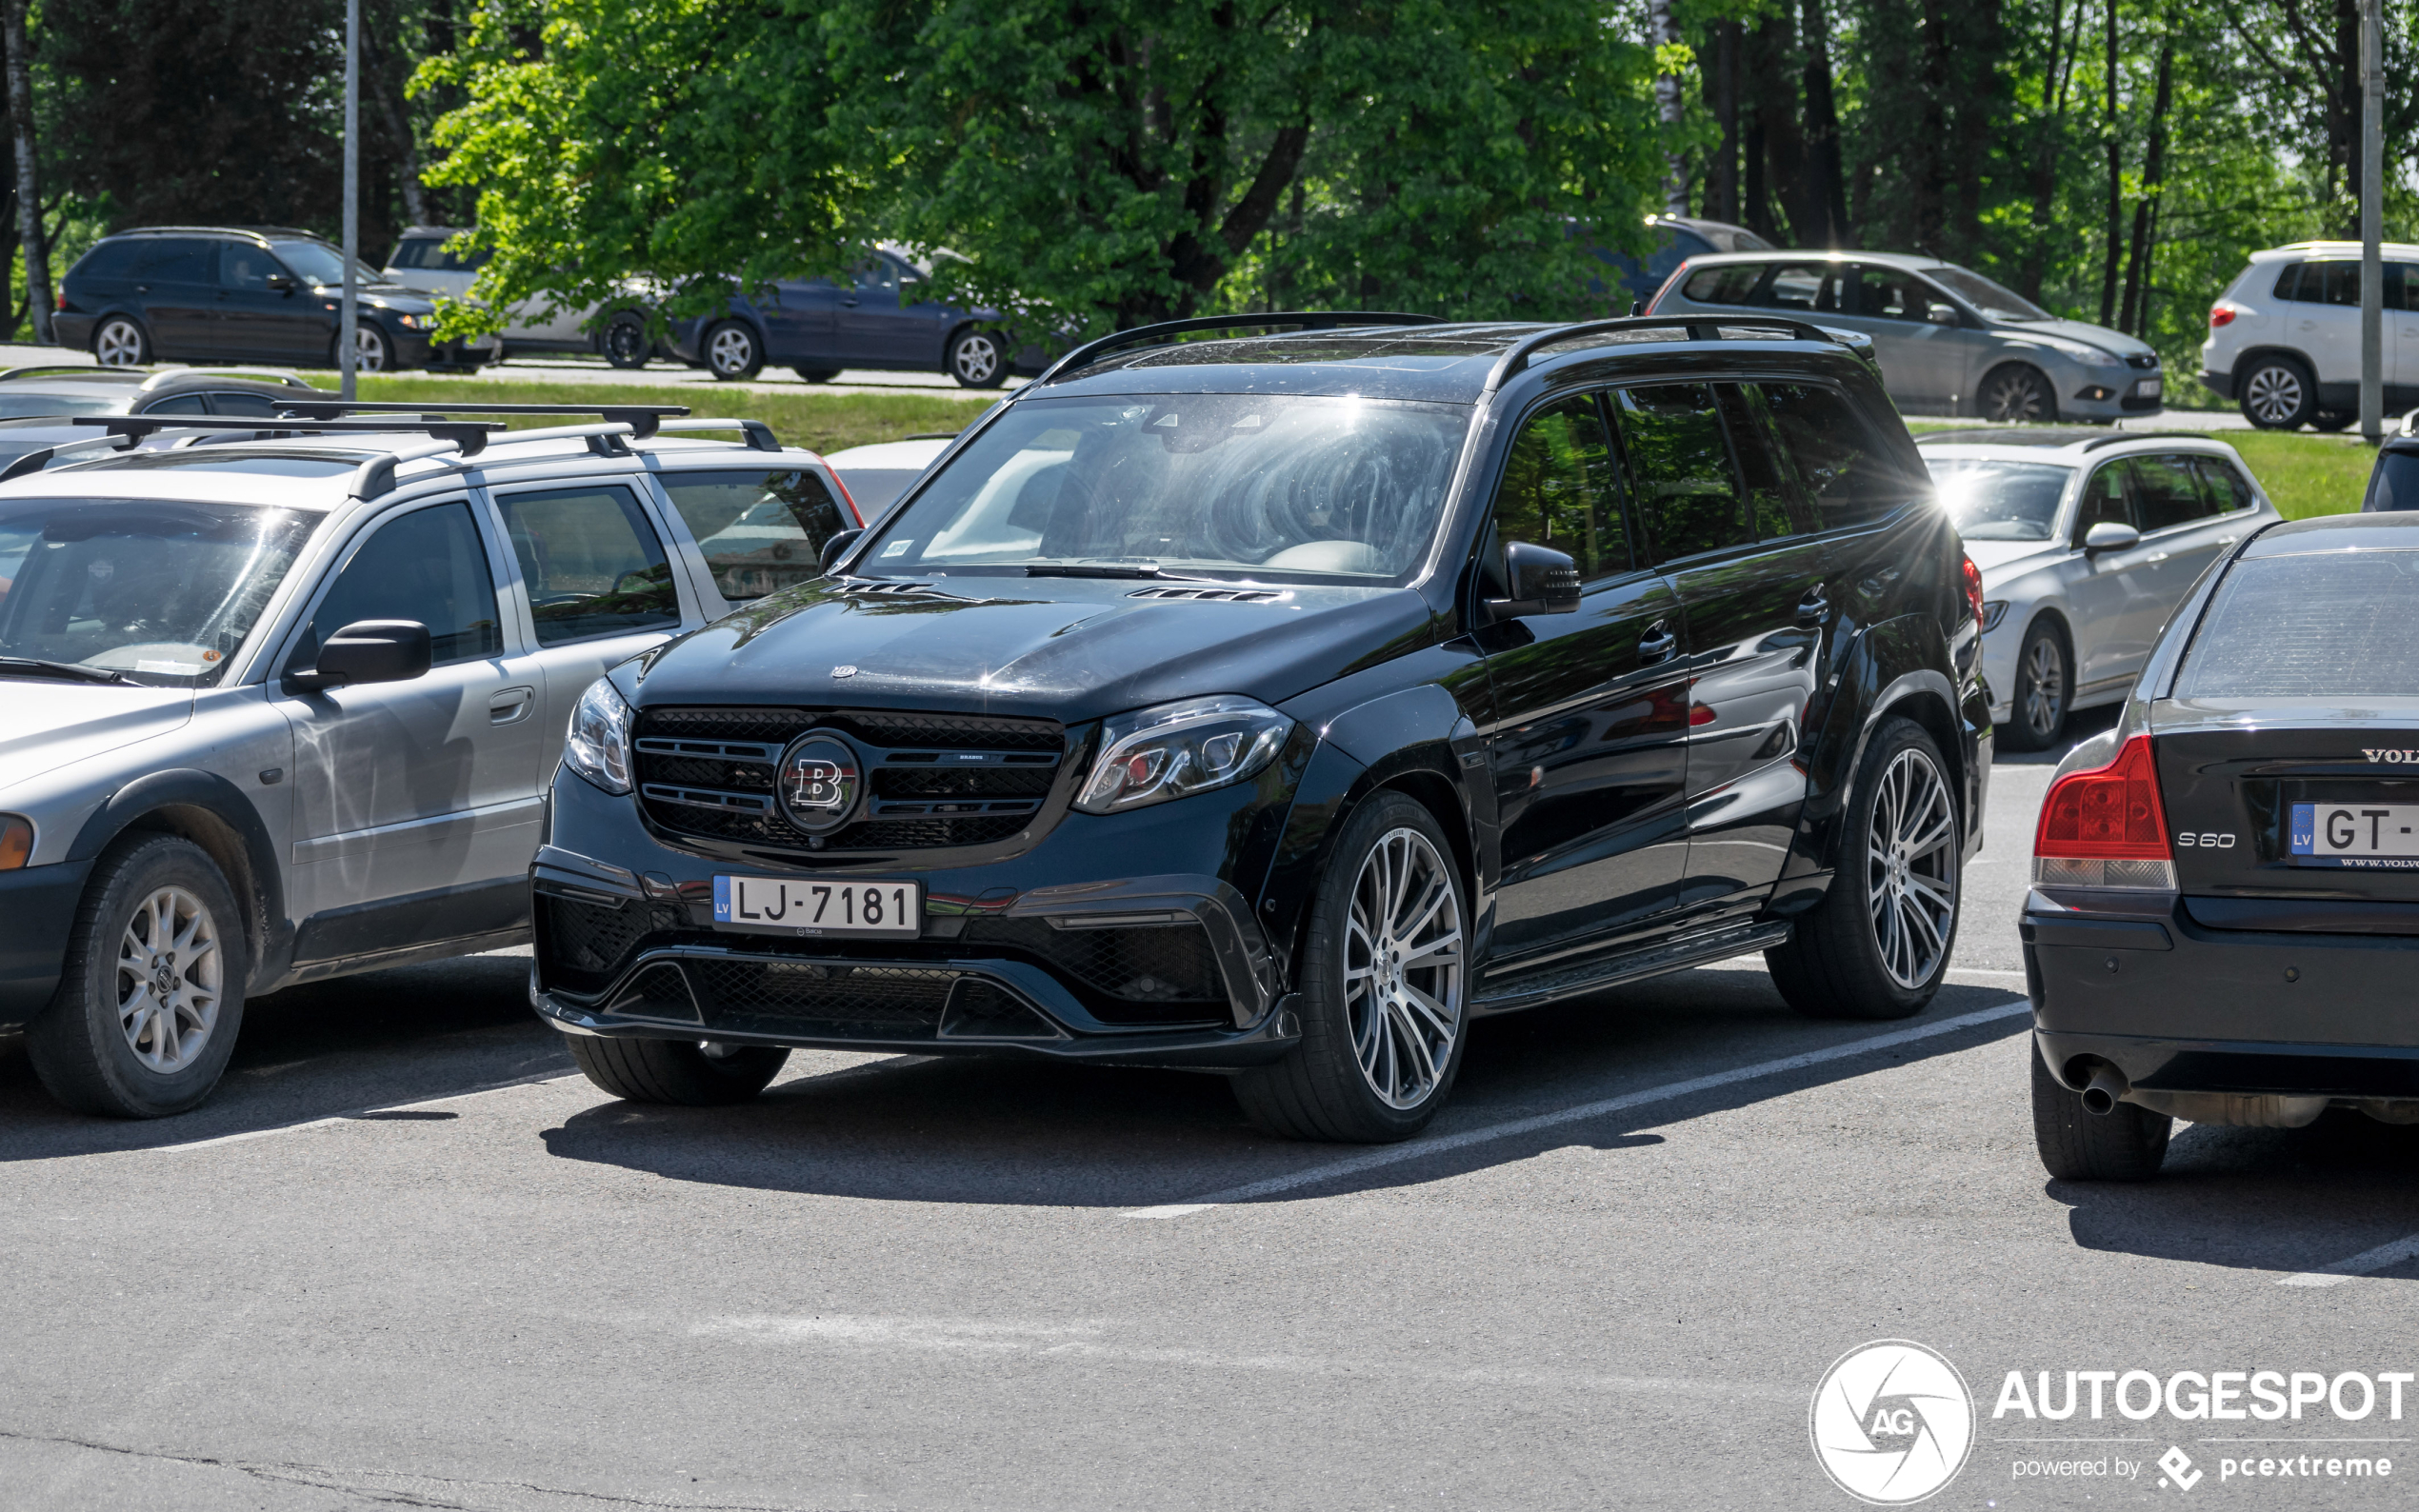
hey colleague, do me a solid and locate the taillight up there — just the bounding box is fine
[1646,259,1690,314]
[1961,554,1986,636]
[2033,734,2175,889]
[2209,305,2236,328]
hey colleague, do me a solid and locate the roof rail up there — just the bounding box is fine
[0,365,138,383]
[275,399,690,439]
[148,368,318,390]
[2077,429,2225,451]
[1032,311,1445,386]
[1485,314,1847,391]
[651,417,781,451]
[0,431,140,484]
[73,414,507,455]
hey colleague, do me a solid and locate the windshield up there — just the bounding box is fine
[0,498,320,686]
[1923,265,2053,323]
[856,394,1470,582]
[1927,458,2072,541]
[269,240,387,287]
[0,394,119,420]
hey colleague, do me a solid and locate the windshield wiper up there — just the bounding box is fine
[0,656,138,686]
[1024,562,1168,579]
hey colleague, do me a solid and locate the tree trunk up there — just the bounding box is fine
[1749,12,1810,245]
[2019,0,2084,300]
[2,0,49,344]
[1708,22,1742,224]
[1649,0,1688,216]
[2097,0,2122,328]
[1800,0,1848,247]
[2118,39,2173,337]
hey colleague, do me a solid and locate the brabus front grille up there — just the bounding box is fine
[631,706,1072,854]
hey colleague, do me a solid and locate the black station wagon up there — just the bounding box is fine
[529,312,1991,1141]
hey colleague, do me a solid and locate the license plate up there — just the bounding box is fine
[711,875,921,936]
[2289,802,2419,867]
[2134,377,2163,399]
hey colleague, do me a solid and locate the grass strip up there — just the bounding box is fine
[356,377,995,455]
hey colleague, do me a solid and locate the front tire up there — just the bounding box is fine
[1766,717,1959,1020]
[704,320,764,380]
[336,322,393,373]
[600,309,650,369]
[946,327,1010,388]
[1977,363,2055,424]
[2031,1049,2169,1181]
[94,315,150,368]
[2239,356,2316,429]
[1999,620,2069,752]
[25,835,248,1118]
[1233,791,1468,1143]
[566,1034,788,1105]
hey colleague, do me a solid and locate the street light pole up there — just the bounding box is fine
[340,0,360,401]
[2361,0,2384,443]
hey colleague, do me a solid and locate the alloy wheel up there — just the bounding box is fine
[952,333,1003,385]
[709,325,755,377]
[95,319,145,367]
[2022,636,2066,742]
[2245,365,2304,426]
[114,885,223,1075]
[1344,826,1464,1109]
[1981,368,2049,424]
[353,325,390,373]
[1865,748,1957,991]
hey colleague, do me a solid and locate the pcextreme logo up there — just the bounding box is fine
[1810,1340,1977,1504]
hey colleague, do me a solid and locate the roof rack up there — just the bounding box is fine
[651,417,781,451]
[1486,315,1848,390]
[1032,311,1444,386]
[2077,429,2226,451]
[273,399,691,439]
[0,431,143,484]
[0,365,138,383]
[150,368,319,390]
[73,414,507,454]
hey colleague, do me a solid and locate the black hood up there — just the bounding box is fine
[629,577,1439,723]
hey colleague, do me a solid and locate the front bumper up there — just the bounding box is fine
[2025,890,2419,1118]
[0,860,93,1030]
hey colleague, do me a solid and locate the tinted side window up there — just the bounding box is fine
[2365,450,2419,512]
[2270,263,2303,301]
[2190,457,2258,513]
[2132,455,2216,531]
[1681,265,1762,305]
[388,238,441,270]
[496,485,680,645]
[207,391,283,418]
[1613,385,1749,564]
[1759,382,1905,531]
[143,394,210,415]
[1491,395,1630,581]
[1716,387,1816,539]
[219,245,285,290]
[2075,464,2136,540]
[292,501,501,669]
[1849,266,1931,321]
[659,469,849,601]
[1755,263,1841,313]
[71,241,144,282]
[129,238,216,284]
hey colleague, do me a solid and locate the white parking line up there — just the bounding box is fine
[153,1069,577,1154]
[2277,1233,2419,1287]
[1122,995,2032,1219]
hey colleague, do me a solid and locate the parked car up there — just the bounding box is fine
[0,406,862,1117]
[2027,509,2419,1180]
[1591,214,1773,308]
[527,311,1989,1143]
[2201,240,2419,430]
[1651,250,2164,424]
[2360,409,2419,509]
[0,365,328,473]
[666,247,1045,387]
[53,227,493,374]
[1918,428,2279,750]
[821,433,955,515]
[384,226,662,369]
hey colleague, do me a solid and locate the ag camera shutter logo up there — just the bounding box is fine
[1810,1340,1976,1504]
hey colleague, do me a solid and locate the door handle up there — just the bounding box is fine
[841,299,860,308]
[1795,584,1829,626]
[1637,619,1678,664]
[488,686,536,725]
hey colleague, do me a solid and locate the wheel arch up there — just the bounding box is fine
[2229,344,2315,385]
[1789,615,1971,885]
[65,770,290,991]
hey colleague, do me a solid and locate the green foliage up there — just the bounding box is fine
[354,376,994,455]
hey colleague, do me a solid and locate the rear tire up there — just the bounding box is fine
[1766,718,1959,1020]
[1998,620,2069,752]
[25,835,248,1118]
[2239,356,2316,429]
[600,309,650,369]
[1232,791,1468,1143]
[93,315,150,368]
[2031,1049,2169,1181]
[565,1034,787,1105]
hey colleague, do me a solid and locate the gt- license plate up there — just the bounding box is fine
[711,875,921,936]
[2133,377,2163,399]
[2289,802,2419,867]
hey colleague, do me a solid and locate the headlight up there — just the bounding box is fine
[564,677,633,794]
[1981,600,2009,632]
[393,312,427,329]
[1075,695,1293,815]
[2042,340,2121,368]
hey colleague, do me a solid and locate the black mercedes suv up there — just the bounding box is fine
[529,312,1991,1141]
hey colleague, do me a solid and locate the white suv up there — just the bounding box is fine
[0,407,863,1117]
[2201,240,2419,429]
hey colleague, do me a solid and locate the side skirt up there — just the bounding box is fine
[1471,921,1790,1016]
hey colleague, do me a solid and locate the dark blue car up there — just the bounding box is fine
[668,247,1043,388]
[1592,214,1773,308]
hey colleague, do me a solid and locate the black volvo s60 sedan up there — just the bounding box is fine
[528,312,1991,1142]
[2031,509,2419,1179]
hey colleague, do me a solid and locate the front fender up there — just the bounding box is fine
[67,767,290,989]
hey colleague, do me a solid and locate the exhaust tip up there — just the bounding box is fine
[2079,1064,2129,1117]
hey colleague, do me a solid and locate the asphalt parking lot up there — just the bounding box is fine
[6,706,2417,1511]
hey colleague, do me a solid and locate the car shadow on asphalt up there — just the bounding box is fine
[0,953,569,1160]
[2052,1110,2419,1278]
[1990,703,2120,767]
[530,973,2029,1209]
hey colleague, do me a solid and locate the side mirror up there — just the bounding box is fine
[285,620,432,693]
[2082,521,2142,554]
[820,528,865,572]
[1926,303,1960,327]
[1484,541,1582,620]
[265,273,295,293]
